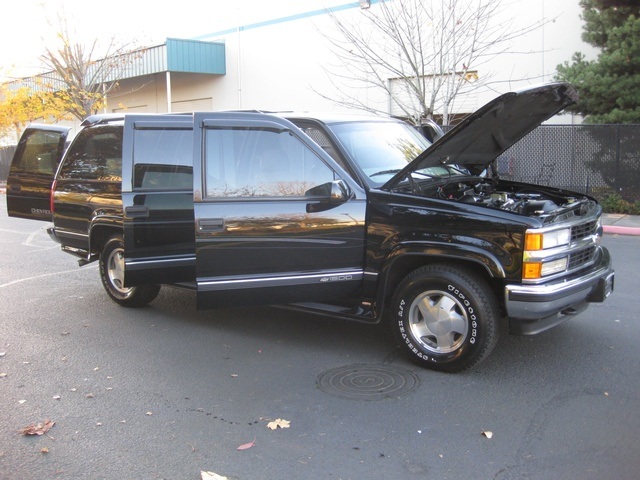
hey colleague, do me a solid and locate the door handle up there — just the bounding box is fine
[197,218,225,233]
[124,205,149,218]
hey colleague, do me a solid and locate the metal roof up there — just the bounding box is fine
[5,38,226,91]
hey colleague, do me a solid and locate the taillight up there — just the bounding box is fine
[50,179,57,215]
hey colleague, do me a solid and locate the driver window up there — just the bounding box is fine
[204,127,335,198]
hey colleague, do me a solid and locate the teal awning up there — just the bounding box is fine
[6,38,226,91]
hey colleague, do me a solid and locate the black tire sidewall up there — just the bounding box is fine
[392,266,497,372]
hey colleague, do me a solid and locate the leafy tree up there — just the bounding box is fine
[556,0,640,123]
[0,85,69,141]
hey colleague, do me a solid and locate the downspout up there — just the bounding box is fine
[166,71,172,113]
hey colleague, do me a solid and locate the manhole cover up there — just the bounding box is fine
[316,364,419,401]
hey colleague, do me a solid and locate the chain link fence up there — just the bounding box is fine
[498,124,640,203]
[2,125,640,202]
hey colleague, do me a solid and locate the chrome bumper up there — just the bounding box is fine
[505,247,614,335]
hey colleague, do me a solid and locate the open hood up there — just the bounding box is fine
[382,82,578,190]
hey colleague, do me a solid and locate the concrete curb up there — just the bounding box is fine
[603,225,640,236]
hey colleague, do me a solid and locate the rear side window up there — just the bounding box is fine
[59,125,122,181]
[12,129,66,175]
[132,128,193,190]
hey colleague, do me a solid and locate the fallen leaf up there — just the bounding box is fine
[267,418,291,430]
[237,437,256,451]
[201,471,228,480]
[41,447,49,454]
[482,430,493,439]
[19,419,55,436]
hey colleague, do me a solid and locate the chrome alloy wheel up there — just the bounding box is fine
[407,290,469,354]
[106,247,131,296]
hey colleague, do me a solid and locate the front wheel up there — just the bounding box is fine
[99,235,160,307]
[391,264,500,373]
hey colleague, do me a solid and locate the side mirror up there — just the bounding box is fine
[306,180,351,213]
[330,179,350,202]
[417,119,445,143]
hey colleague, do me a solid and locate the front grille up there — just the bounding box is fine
[571,220,598,241]
[568,246,596,270]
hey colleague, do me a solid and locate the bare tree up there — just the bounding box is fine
[39,13,139,120]
[320,0,547,125]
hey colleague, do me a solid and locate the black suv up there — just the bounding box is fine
[6,83,614,372]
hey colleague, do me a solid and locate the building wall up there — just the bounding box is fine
[19,0,596,135]
[194,0,595,122]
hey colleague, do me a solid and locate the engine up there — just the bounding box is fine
[438,180,582,219]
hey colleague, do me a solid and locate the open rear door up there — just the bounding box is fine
[6,125,71,221]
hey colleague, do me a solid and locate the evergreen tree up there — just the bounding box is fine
[556,0,640,123]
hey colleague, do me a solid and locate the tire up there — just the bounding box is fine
[99,235,160,307]
[391,264,500,373]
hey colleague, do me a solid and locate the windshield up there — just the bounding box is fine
[327,120,467,186]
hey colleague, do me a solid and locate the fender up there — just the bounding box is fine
[86,215,123,264]
[373,239,509,314]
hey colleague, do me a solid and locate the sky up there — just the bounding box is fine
[0,0,341,81]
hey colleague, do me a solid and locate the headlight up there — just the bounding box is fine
[523,228,571,280]
[523,257,569,279]
[524,228,571,250]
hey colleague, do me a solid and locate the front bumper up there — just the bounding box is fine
[505,247,614,335]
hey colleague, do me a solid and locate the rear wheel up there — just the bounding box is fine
[99,235,160,307]
[391,264,500,373]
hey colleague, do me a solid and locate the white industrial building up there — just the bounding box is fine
[5,0,594,139]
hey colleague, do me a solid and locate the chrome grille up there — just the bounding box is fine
[568,246,596,270]
[571,220,598,241]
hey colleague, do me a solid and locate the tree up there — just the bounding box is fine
[37,12,139,121]
[0,85,69,141]
[319,0,546,125]
[555,0,640,123]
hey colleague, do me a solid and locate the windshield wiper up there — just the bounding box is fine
[370,168,402,177]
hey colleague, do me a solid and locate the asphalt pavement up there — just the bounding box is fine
[1,191,640,480]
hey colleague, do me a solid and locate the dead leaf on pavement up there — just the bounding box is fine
[267,418,290,430]
[237,437,256,451]
[201,471,228,480]
[19,419,55,436]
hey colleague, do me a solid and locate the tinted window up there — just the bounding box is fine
[328,121,430,185]
[133,128,193,190]
[204,127,335,198]
[13,129,66,176]
[59,125,122,181]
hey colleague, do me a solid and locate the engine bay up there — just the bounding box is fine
[423,178,591,220]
